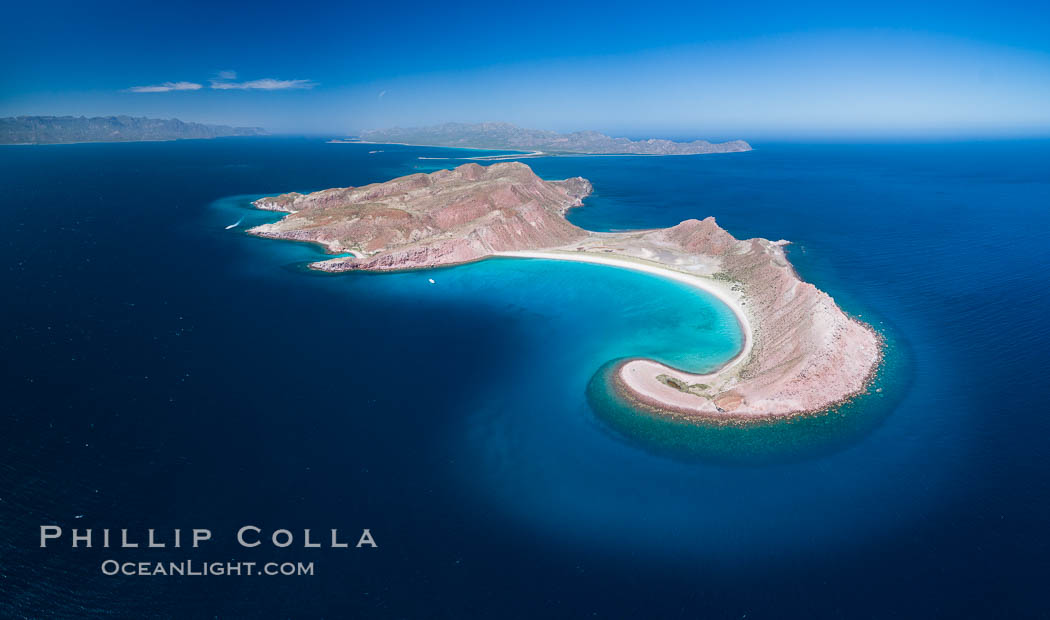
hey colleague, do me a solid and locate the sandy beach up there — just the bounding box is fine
[496,250,780,420]
[497,240,880,423]
[495,248,754,371]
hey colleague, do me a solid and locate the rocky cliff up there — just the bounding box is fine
[251,162,592,270]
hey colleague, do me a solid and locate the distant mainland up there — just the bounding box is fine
[0,116,266,145]
[341,122,752,156]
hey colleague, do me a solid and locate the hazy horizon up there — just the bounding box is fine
[3,1,1049,139]
[6,117,1050,144]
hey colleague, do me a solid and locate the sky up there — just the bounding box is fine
[2,0,1049,138]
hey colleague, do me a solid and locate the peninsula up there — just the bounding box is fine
[0,116,266,145]
[249,162,880,422]
[354,122,751,155]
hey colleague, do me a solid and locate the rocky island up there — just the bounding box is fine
[354,122,751,155]
[249,162,880,423]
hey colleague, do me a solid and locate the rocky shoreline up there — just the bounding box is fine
[610,328,884,427]
[247,162,882,423]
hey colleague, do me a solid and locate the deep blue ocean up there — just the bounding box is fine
[1,137,1048,618]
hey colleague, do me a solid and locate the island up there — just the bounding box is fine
[352,122,751,155]
[248,162,880,422]
[0,116,266,145]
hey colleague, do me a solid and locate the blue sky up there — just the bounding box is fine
[2,0,1049,137]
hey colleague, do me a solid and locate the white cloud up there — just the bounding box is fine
[127,81,203,93]
[209,78,317,90]
[126,73,316,93]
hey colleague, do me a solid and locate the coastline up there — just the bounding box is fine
[1,137,228,146]
[243,162,882,425]
[493,250,879,426]
[610,327,884,427]
[494,249,754,375]
[329,139,751,158]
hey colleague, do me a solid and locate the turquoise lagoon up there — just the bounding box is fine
[3,137,1045,617]
[212,189,898,466]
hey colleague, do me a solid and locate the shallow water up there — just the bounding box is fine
[2,137,1047,617]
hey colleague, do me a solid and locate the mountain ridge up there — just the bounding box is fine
[0,115,267,145]
[358,122,751,155]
